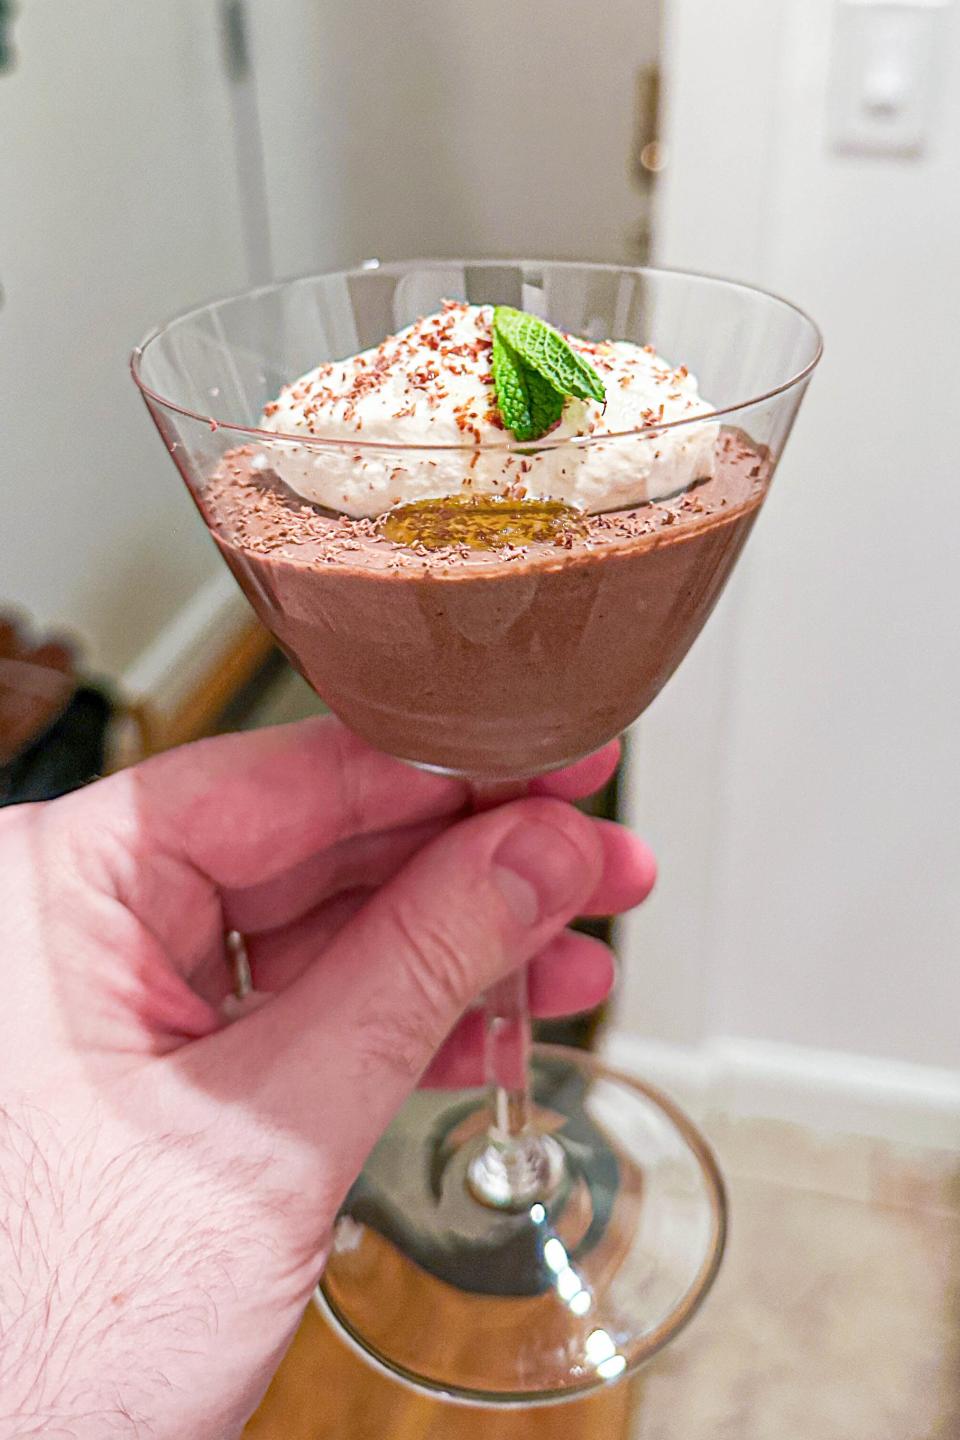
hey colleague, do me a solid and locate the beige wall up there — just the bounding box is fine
[0,0,248,675]
[249,0,661,274]
[619,0,960,1078]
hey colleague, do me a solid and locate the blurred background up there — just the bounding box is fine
[2,3,959,1436]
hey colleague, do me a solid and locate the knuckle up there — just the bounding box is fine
[392,899,479,1022]
[348,896,494,1086]
[353,1002,438,1084]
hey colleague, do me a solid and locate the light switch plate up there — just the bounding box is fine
[830,0,950,156]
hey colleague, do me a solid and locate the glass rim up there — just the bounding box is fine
[130,257,823,456]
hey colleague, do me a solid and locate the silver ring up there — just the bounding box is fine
[225,929,252,1000]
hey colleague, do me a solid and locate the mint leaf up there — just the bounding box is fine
[524,364,567,437]
[492,329,564,442]
[494,306,606,406]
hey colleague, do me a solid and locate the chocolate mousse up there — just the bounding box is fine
[200,428,769,778]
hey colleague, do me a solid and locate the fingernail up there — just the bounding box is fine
[492,817,592,926]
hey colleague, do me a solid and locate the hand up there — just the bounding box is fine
[0,717,655,1438]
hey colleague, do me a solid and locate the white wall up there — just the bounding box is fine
[617,0,960,1090]
[0,1,249,676]
[249,0,660,275]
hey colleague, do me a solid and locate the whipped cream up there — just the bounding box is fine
[259,303,717,518]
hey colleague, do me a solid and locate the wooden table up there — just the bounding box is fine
[245,1301,639,1439]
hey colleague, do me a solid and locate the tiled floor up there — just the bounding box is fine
[626,1116,960,1440]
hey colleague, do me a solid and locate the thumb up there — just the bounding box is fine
[227,797,603,1192]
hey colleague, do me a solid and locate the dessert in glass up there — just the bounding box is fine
[132,260,820,1404]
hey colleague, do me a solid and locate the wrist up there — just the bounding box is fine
[0,1103,269,1440]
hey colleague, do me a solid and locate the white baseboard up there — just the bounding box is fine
[120,570,254,721]
[602,1030,960,1151]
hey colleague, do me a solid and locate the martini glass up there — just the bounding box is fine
[133,260,820,1405]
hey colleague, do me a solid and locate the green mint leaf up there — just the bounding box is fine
[492,329,565,442]
[494,306,606,406]
[524,364,567,438]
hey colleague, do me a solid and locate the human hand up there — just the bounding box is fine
[0,717,655,1438]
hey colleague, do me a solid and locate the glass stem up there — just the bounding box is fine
[486,966,534,1137]
[466,782,566,1211]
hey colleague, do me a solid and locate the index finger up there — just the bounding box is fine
[75,715,467,890]
[223,737,623,930]
[70,718,619,898]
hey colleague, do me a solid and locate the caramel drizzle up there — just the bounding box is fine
[379,493,588,552]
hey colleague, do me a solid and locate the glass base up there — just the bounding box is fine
[317,1044,726,1405]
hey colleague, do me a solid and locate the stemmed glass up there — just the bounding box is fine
[133,259,820,1405]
